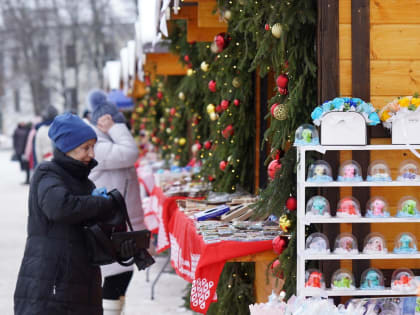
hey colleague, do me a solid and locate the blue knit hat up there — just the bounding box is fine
[88,89,126,126]
[48,113,97,153]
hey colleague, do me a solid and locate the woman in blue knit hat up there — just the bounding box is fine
[14,113,124,315]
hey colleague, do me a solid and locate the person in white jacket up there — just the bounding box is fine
[87,90,146,315]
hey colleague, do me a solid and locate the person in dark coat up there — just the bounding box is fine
[12,122,30,162]
[14,113,119,315]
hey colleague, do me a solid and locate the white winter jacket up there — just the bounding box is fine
[89,123,146,277]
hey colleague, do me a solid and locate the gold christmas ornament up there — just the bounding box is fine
[178,91,185,101]
[210,42,219,54]
[271,23,283,39]
[200,61,209,72]
[187,69,194,76]
[206,104,215,114]
[178,138,186,146]
[166,128,171,134]
[232,77,241,88]
[210,113,218,121]
[223,10,232,20]
[273,103,288,120]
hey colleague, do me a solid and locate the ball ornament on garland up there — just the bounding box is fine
[279,215,291,232]
[276,74,289,89]
[204,140,212,150]
[156,91,163,99]
[233,99,240,106]
[210,42,219,54]
[183,55,190,63]
[192,142,202,154]
[215,105,222,113]
[207,104,215,114]
[286,196,297,211]
[232,77,241,88]
[271,23,283,39]
[219,161,227,171]
[268,159,282,180]
[210,113,218,121]
[187,69,194,76]
[278,87,288,95]
[264,23,270,31]
[178,91,185,101]
[223,10,232,21]
[170,107,176,116]
[165,128,171,134]
[214,32,231,52]
[270,103,288,121]
[200,61,209,72]
[272,236,287,255]
[178,138,187,146]
[270,259,283,278]
[222,125,234,139]
[208,80,217,92]
[221,100,229,110]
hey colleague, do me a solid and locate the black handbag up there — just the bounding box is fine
[84,188,154,269]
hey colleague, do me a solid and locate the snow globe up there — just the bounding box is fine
[337,160,363,182]
[360,268,385,290]
[397,160,420,181]
[305,196,331,217]
[365,197,390,218]
[305,233,330,254]
[307,160,333,182]
[396,196,420,218]
[331,269,355,290]
[391,268,416,292]
[336,197,362,218]
[294,124,319,146]
[333,233,359,254]
[366,160,392,182]
[393,232,418,254]
[305,269,326,290]
[363,233,388,254]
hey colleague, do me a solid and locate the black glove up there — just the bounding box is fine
[133,248,155,271]
[119,239,137,259]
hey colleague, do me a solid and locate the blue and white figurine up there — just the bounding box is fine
[307,160,333,182]
[393,233,418,254]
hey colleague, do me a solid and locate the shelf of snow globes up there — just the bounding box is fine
[296,144,420,298]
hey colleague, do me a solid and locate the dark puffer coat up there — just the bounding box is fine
[14,149,116,315]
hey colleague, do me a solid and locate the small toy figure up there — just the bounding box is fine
[312,197,327,215]
[333,276,352,289]
[372,199,385,216]
[337,198,359,216]
[394,233,418,254]
[343,165,356,179]
[308,237,328,252]
[361,270,382,289]
[305,271,323,288]
[392,270,416,291]
[402,200,416,215]
[302,128,312,143]
[402,172,417,180]
[363,236,386,253]
[314,165,325,176]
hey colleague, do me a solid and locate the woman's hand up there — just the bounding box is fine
[97,114,114,133]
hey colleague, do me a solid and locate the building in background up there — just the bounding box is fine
[0,0,136,136]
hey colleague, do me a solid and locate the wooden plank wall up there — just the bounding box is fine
[338,0,420,274]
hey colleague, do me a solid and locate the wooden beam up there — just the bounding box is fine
[144,53,187,76]
[170,5,197,20]
[187,14,227,42]
[317,0,340,297]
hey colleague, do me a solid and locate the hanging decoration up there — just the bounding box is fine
[267,159,282,180]
[208,80,217,92]
[272,236,287,255]
[270,103,288,121]
[286,196,297,211]
[271,23,283,38]
[214,32,231,52]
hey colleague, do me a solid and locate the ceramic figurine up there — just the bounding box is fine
[336,198,361,217]
[333,277,352,289]
[306,233,330,254]
[360,270,384,290]
[343,165,356,179]
[334,234,359,254]
[314,165,324,176]
[394,233,418,254]
[312,198,327,215]
[396,198,420,217]
[305,271,323,289]
[365,197,390,218]
[338,160,363,182]
[307,161,333,182]
[363,234,387,254]
[302,128,312,143]
[294,124,320,146]
[391,269,416,292]
[367,161,392,182]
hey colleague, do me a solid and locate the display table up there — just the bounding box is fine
[143,185,277,313]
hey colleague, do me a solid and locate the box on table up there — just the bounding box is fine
[321,112,367,145]
[392,111,420,144]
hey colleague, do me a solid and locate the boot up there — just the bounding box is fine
[103,299,122,315]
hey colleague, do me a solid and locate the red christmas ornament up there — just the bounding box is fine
[214,32,231,52]
[204,141,212,150]
[215,105,222,113]
[170,107,176,116]
[286,196,297,211]
[184,55,190,63]
[208,80,217,92]
[233,99,240,106]
[222,125,234,139]
[271,149,282,160]
[278,87,288,95]
[221,100,229,110]
[145,75,151,86]
[156,91,163,99]
[140,123,145,129]
[268,160,282,180]
[276,74,289,89]
[270,259,283,278]
[264,23,270,31]
[208,175,215,181]
[219,161,227,171]
[270,104,279,117]
[195,142,202,151]
[272,236,287,255]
